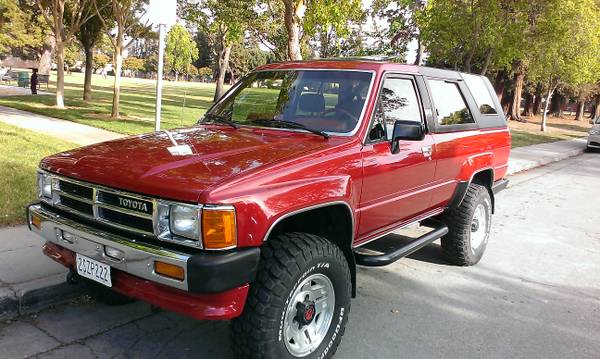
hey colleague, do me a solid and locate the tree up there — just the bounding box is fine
[278,0,364,61]
[178,0,252,101]
[165,24,199,82]
[37,0,97,108]
[77,0,110,101]
[123,56,144,76]
[229,40,268,81]
[94,0,150,118]
[527,0,600,131]
[93,52,109,71]
[371,0,425,63]
[0,0,32,55]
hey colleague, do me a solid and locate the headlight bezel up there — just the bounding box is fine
[37,170,54,201]
[155,201,204,249]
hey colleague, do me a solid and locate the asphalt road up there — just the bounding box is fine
[1,153,599,359]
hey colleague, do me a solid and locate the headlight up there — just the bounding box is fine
[37,171,53,199]
[202,206,237,250]
[169,204,201,240]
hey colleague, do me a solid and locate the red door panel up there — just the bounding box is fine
[358,134,436,239]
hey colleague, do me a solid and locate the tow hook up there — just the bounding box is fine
[67,268,79,285]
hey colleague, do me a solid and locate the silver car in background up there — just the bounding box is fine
[588,117,600,151]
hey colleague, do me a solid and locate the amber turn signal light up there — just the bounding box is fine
[202,208,236,250]
[154,261,185,281]
[31,213,42,230]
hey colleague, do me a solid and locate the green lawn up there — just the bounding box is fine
[0,122,76,226]
[0,72,221,135]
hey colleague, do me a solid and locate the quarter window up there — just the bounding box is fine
[428,80,475,126]
[463,74,498,114]
[370,78,422,141]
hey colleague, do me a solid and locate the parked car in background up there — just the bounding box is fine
[587,117,600,151]
[27,59,511,358]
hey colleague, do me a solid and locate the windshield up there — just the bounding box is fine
[202,70,373,134]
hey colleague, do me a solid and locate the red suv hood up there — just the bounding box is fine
[40,126,331,203]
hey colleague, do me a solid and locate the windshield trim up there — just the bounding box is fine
[199,68,376,137]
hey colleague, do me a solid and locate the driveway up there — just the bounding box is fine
[1,153,599,359]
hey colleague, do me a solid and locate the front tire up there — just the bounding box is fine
[440,183,492,266]
[231,233,351,359]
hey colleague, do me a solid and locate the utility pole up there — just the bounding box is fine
[155,23,166,132]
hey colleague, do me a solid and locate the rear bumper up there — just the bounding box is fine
[27,203,260,319]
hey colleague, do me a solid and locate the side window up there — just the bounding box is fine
[369,77,422,141]
[462,74,498,114]
[427,79,475,126]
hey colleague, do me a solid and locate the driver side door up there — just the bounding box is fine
[357,74,437,241]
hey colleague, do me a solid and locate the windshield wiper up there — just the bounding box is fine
[251,119,330,139]
[201,113,238,129]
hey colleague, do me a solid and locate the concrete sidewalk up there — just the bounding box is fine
[0,105,124,146]
[0,106,590,319]
[507,138,588,175]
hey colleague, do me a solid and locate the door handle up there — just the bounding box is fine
[421,146,433,157]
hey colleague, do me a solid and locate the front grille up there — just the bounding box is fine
[590,141,600,147]
[53,178,156,236]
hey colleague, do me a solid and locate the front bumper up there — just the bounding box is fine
[588,134,600,148]
[27,204,260,319]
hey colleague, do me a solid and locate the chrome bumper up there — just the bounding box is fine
[27,204,192,291]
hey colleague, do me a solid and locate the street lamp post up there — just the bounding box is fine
[155,23,166,132]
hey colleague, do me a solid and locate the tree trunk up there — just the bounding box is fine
[38,36,55,75]
[522,92,534,117]
[463,47,474,73]
[213,44,231,102]
[55,38,65,108]
[574,100,585,121]
[507,71,524,121]
[480,48,492,75]
[414,35,424,66]
[541,85,556,132]
[283,0,305,61]
[532,93,542,116]
[111,44,123,118]
[83,46,93,101]
[592,95,600,119]
[175,72,179,82]
[493,71,506,103]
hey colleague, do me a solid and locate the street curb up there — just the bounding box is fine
[1,274,84,320]
[506,139,587,176]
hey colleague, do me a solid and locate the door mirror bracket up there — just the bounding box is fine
[390,120,425,154]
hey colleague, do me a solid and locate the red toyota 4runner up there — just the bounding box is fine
[28,59,510,358]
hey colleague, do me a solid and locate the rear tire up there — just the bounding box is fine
[440,183,492,266]
[231,232,351,359]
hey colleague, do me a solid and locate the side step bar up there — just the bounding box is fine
[354,220,449,267]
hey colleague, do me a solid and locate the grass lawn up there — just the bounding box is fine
[0,122,76,226]
[509,114,592,148]
[0,71,221,135]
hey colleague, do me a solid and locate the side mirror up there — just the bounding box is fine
[391,120,425,154]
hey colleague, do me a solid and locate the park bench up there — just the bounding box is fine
[38,74,50,89]
[1,71,18,85]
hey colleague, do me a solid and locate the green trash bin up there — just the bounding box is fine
[17,72,30,88]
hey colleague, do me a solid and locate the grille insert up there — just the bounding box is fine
[53,178,156,236]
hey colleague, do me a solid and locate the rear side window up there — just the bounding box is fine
[463,74,498,114]
[427,80,475,126]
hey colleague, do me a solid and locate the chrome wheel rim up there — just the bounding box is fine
[470,203,488,250]
[283,273,335,357]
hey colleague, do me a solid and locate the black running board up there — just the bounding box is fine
[354,221,448,267]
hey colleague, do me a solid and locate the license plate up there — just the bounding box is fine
[76,254,112,287]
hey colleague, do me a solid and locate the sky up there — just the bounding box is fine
[142,0,417,62]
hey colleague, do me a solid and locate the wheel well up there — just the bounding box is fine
[267,204,357,297]
[471,169,495,212]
